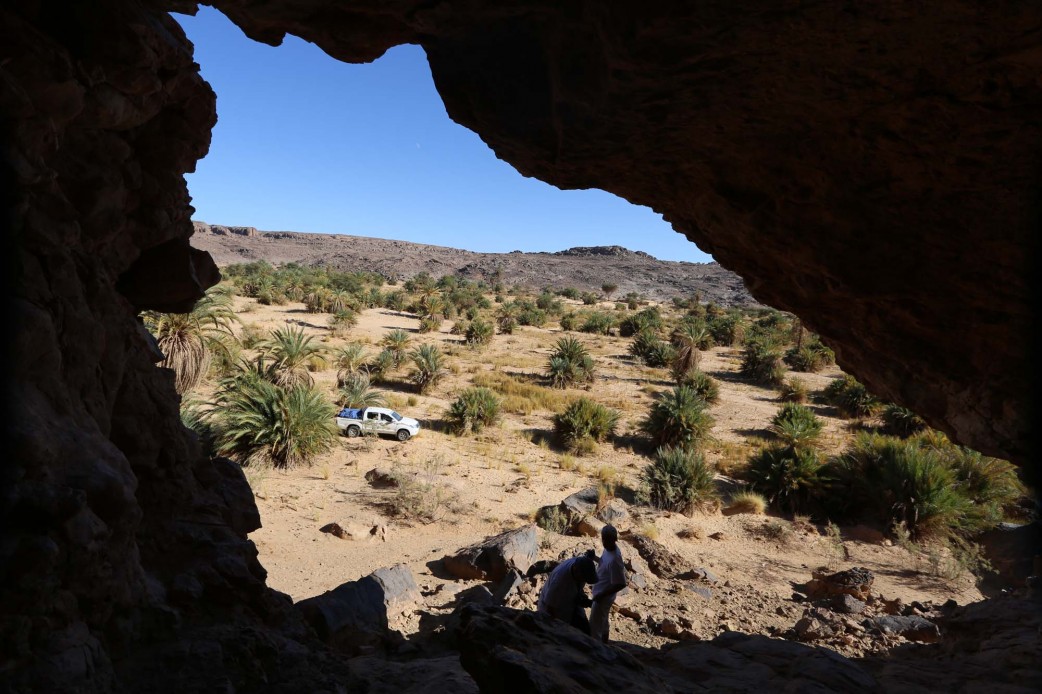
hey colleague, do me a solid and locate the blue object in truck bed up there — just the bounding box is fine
[337,408,362,419]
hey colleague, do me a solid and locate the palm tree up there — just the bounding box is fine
[328,289,354,314]
[670,321,711,383]
[409,343,446,394]
[333,343,369,387]
[380,329,411,367]
[258,325,325,388]
[641,385,715,449]
[546,337,595,388]
[142,285,239,394]
[213,378,337,469]
[338,372,386,408]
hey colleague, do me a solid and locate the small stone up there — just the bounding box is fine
[709,532,729,541]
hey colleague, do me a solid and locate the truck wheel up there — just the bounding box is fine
[346,425,361,438]
[396,429,411,442]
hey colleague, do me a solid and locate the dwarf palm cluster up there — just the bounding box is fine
[546,337,596,388]
[143,285,239,394]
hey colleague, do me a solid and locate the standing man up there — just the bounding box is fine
[590,524,627,643]
[537,555,598,634]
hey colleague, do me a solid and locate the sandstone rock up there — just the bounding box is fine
[492,569,524,605]
[709,532,729,541]
[795,616,837,642]
[576,516,605,538]
[442,526,538,581]
[319,521,387,542]
[832,594,867,615]
[296,564,420,654]
[596,499,629,526]
[806,568,874,601]
[622,533,692,579]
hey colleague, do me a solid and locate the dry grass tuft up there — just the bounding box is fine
[472,371,570,413]
[723,490,767,516]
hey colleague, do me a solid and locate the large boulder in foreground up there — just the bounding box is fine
[443,526,539,582]
[296,564,420,654]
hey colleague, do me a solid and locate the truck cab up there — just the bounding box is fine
[335,406,421,441]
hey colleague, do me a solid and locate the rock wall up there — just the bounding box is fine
[1,0,1037,691]
[1,2,350,691]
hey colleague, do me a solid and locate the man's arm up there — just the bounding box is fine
[592,582,626,603]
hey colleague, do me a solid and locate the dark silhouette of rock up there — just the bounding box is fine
[868,615,941,643]
[3,0,1039,690]
[442,526,539,581]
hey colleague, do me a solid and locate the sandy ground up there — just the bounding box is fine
[212,296,982,650]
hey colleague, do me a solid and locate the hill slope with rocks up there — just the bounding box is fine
[190,222,757,306]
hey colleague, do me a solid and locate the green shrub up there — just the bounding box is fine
[465,318,494,347]
[630,329,675,367]
[826,433,1026,539]
[675,369,720,404]
[639,446,718,513]
[770,402,824,449]
[619,307,663,338]
[558,312,578,331]
[410,344,446,394]
[580,311,615,335]
[418,315,441,333]
[213,379,337,469]
[339,372,386,408]
[448,387,502,434]
[364,349,396,383]
[641,385,715,449]
[380,329,411,368]
[558,287,580,300]
[823,375,880,418]
[546,337,595,388]
[581,292,600,305]
[748,445,826,514]
[708,314,745,346]
[882,404,928,437]
[553,397,620,455]
[740,340,786,386]
[779,376,809,403]
[784,338,835,373]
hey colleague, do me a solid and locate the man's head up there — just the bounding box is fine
[571,556,598,584]
[601,524,618,551]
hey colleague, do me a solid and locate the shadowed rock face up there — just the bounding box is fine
[1,0,1036,691]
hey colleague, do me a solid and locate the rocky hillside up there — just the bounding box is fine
[190,222,757,306]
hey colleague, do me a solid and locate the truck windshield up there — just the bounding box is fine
[391,412,403,421]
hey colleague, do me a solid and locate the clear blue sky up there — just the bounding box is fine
[174,7,714,263]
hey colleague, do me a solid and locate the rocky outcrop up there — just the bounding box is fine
[442,525,539,581]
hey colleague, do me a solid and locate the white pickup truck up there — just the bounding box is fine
[335,406,421,441]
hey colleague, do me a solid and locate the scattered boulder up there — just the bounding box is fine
[365,467,399,488]
[795,615,837,642]
[296,564,420,654]
[868,615,940,643]
[832,594,867,615]
[622,533,692,579]
[805,567,874,601]
[677,526,706,541]
[492,569,524,605]
[709,531,729,541]
[596,499,629,525]
[443,525,539,581]
[561,487,599,522]
[319,521,387,542]
[576,515,605,538]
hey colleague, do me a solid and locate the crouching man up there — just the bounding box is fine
[536,555,598,634]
